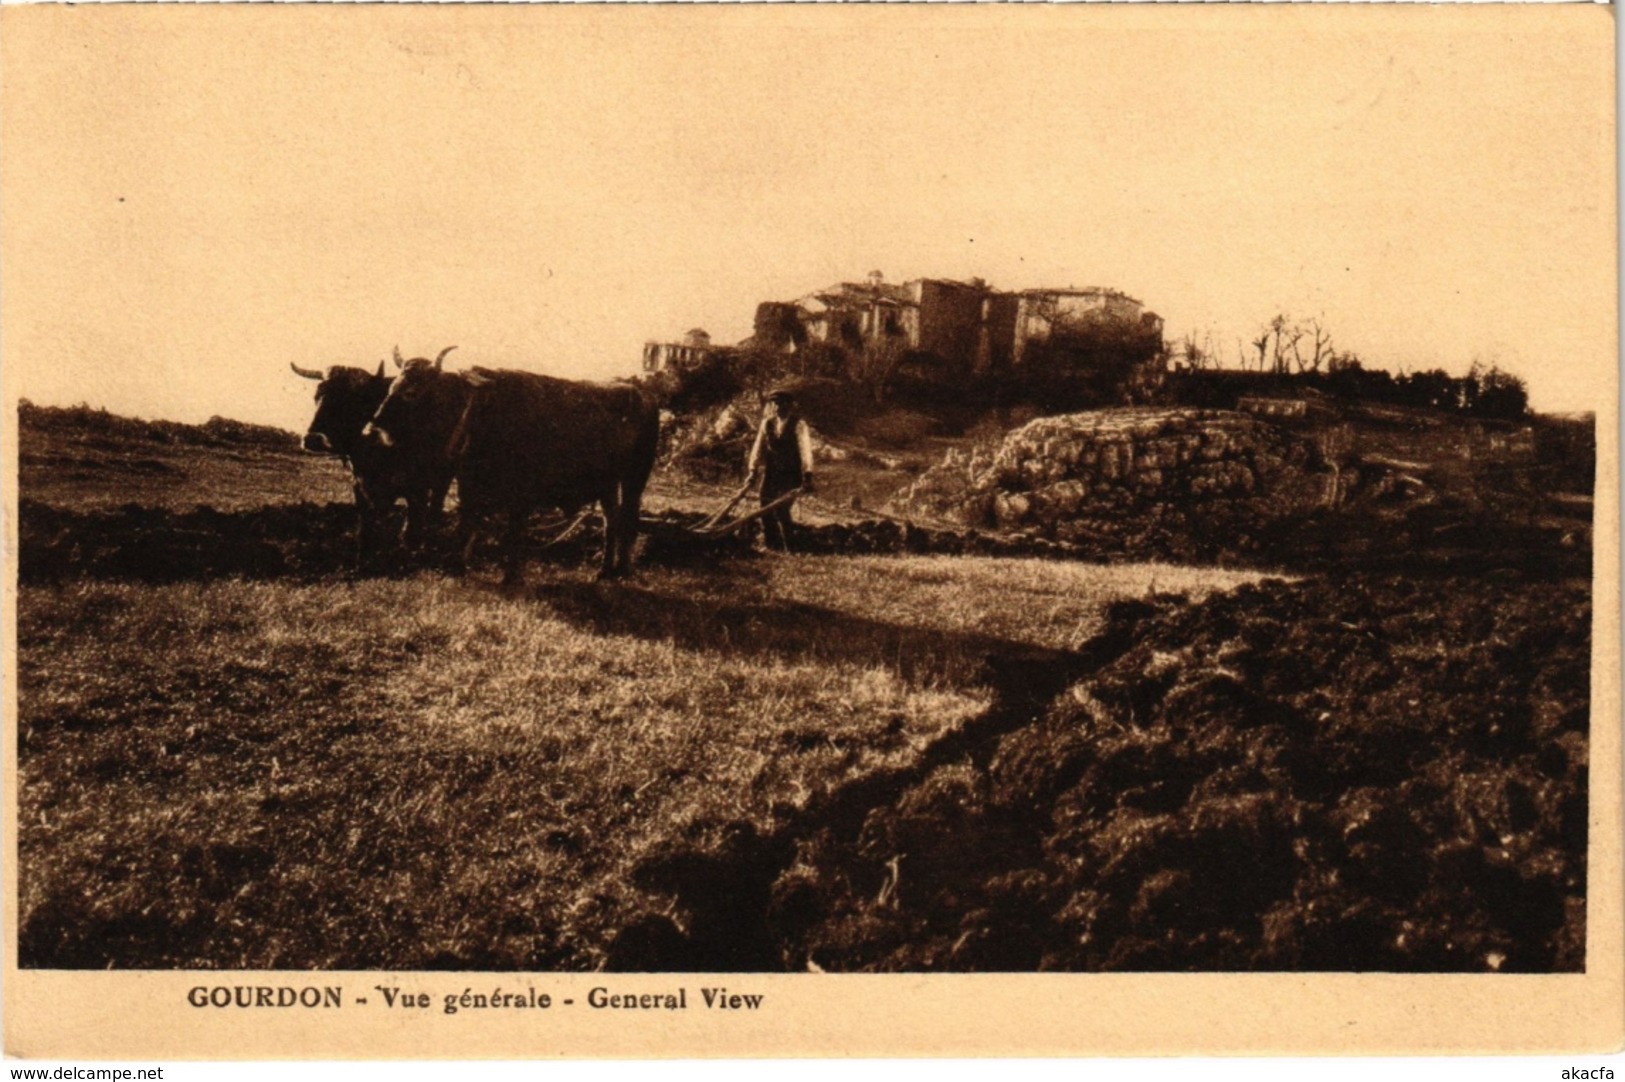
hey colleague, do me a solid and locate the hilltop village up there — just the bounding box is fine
[643,272,1166,405]
[642,270,1538,431]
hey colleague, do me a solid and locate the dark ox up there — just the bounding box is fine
[290,346,457,562]
[365,360,660,582]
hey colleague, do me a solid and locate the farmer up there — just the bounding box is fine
[746,386,815,552]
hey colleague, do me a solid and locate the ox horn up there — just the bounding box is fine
[290,362,324,380]
[434,345,458,370]
[393,345,405,369]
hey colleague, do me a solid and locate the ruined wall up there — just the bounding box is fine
[891,408,1332,559]
[975,293,1020,373]
[751,303,805,352]
[643,341,714,373]
[914,279,985,372]
[1012,291,1163,368]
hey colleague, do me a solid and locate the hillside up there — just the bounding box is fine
[17,400,352,512]
[663,387,1594,575]
[13,398,1595,973]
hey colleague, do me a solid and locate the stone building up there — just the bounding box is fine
[644,273,1165,382]
[642,328,715,373]
[784,272,1161,376]
[1010,288,1163,365]
[793,271,917,352]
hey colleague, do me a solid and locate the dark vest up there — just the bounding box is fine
[762,417,805,484]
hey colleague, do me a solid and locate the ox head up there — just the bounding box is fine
[364,345,459,449]
[392,344,458,372]
[292,360,389,455]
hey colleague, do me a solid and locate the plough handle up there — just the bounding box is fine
[694,486,803,538]
[698,476,758,531]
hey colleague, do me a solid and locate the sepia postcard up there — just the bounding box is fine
[2,2,1619,1061]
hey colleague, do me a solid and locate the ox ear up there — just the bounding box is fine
[393,346,405,369]
[375,360,386,379]
[434,345,458,371]
[290,362,324,380]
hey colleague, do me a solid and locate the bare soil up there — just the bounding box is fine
[722,573,1590,972]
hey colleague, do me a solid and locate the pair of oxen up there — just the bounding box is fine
[291,347,661,581]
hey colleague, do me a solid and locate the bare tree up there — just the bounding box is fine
[1289,317,1335,373]
[1174,330,1215,370]
[1252,313,1337,374]
[1270,315,1304,375]
[1251,331,1271,372]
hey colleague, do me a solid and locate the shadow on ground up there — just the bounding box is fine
[530,576,1085,692]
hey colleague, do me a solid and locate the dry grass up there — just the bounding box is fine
[764,556,1270,653]
[20,553,1258,969]
[20,422,353,512]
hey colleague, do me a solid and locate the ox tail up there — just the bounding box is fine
[608,391,662,578]
[618,395,660,503]
[631,392,661,488]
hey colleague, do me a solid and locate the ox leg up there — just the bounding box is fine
[452,510,479,576]
[420,480,452,546]
[617,478,649,576]
[403,495,425,553]
[404,489,444,558]
[596,493,626,580]
[355,511,374,570]
[354,485,383,571]
[501,505,530,587]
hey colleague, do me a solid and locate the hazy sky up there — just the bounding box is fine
[2,5,1614,431]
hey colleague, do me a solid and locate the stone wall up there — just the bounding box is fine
[891,408,1332,560]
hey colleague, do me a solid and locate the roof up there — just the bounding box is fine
[800,279,918,309]
[1019,286,1144,306]
[914,277,988,291]
[780,275,1153,314]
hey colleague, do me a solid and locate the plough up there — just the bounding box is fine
[639,481,805,544]
[502,482,804,555]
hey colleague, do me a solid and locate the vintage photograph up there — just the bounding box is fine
[3,2,1618,1059]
